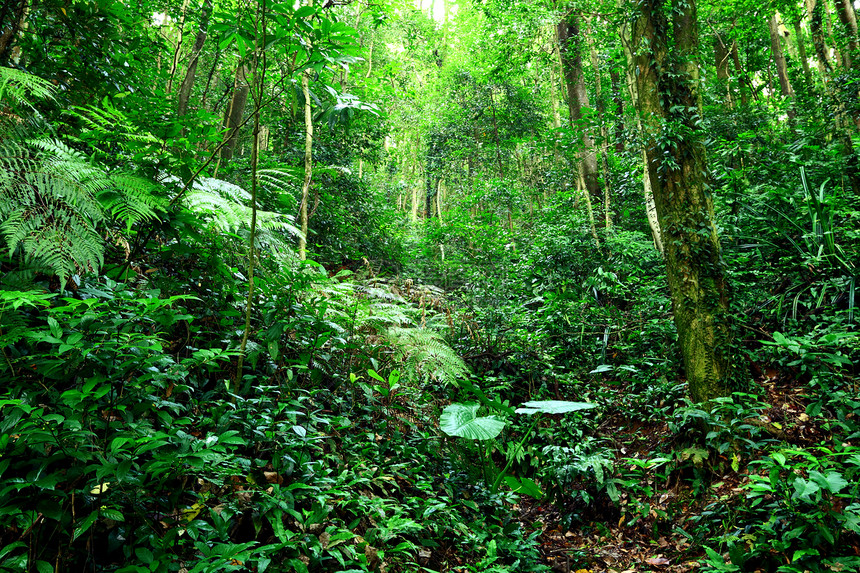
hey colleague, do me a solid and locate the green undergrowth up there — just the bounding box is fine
[0,274,547,573]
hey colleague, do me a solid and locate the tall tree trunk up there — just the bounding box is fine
[177,0,213,118]
[220,64,251,163]
[235,0,266,392]
[621,18,663,253]
[0,0,27,64]
[167,0,191,94]
[810,0,833,75]
[557,11,601,203]
[792,18,815,86]
[835,0,858,67]
[714,34,734,108]
[768,14,795,98]
[730,40,750,105]
[629,0,733,403]
[610,67,625,152]
[586,16,613,229]
[299,68,313,260]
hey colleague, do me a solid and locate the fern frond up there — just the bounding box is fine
[100,174,163,227]
[65,99,161,154]
[0,125,161,286]
[385,327,469,385]
[181,176,302,257]
[0,67,56,111]
[257,168,300,193]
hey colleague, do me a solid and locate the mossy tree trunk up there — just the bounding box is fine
[557,10,601,205]
[628,0,733,403]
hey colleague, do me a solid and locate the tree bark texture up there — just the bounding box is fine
[220,64,251,162]
[167,0,191,94]
[835,0,858,68]
[178,0,213,118]
[557,11,601,204]
[299,68,313,260]
[610,68,625,152]
[0,0,26,63]
[810,0,833,74]
[792,18,815,86]
[628,0,733,403]
[713,35,734,108]
[620,18,663,253]
[768,14,795,98]
[729,41,750,105]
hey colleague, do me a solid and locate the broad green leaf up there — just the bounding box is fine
[515,400,595,415]
[809,470,848,494]
[439,402,505,441]
[791,477,820,502]
[72,512,98,541]
[504,475,544,499]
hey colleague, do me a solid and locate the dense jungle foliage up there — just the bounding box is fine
[1,0,860,571]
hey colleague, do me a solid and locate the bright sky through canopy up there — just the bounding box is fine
[419,0,447,22]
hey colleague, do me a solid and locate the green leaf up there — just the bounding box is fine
[34,560,53,573]
[101,508,124,521]
[504,476,544,499]
[439,402,505,441]
[792,477,820,502]
[72,512,98,542]
[135,547,154,564]
[809,470,848,494]
[47,316,62,338]
[515,400,596,415]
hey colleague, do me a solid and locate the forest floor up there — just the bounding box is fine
[519,370,834,573]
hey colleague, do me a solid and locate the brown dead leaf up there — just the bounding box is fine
[646,555,671,566]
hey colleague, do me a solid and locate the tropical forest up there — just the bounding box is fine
[1,0,859,570]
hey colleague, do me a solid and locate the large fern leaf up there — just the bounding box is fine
[0,66,56,112]
[179,176,302,257]
[0,123,161,287]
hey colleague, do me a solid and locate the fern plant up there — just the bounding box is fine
[176,175,302,259]
[385,326,469,385]
[0,66,56,112]
[0,116,161,288]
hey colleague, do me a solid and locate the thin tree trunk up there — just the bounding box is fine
[235,0,266,391]
[586,16,612,228]
[365,38,374,79]
[489,86,504,178]
[621,17,663,252]
[768,14,795,98]
[577,169,600,248]
[0,0,27,64]
[793,18,815,86]
[219,64,251,164]
[610,67,624,152]
[836,0,858,67]
[167,0,191,94]
[730,40,750,105]
[714,34,734,108]
[810,0,833,75]
[178,0,213,118]
[558,11,601,203]
[299,68,313,260]
[436,178,444,224]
